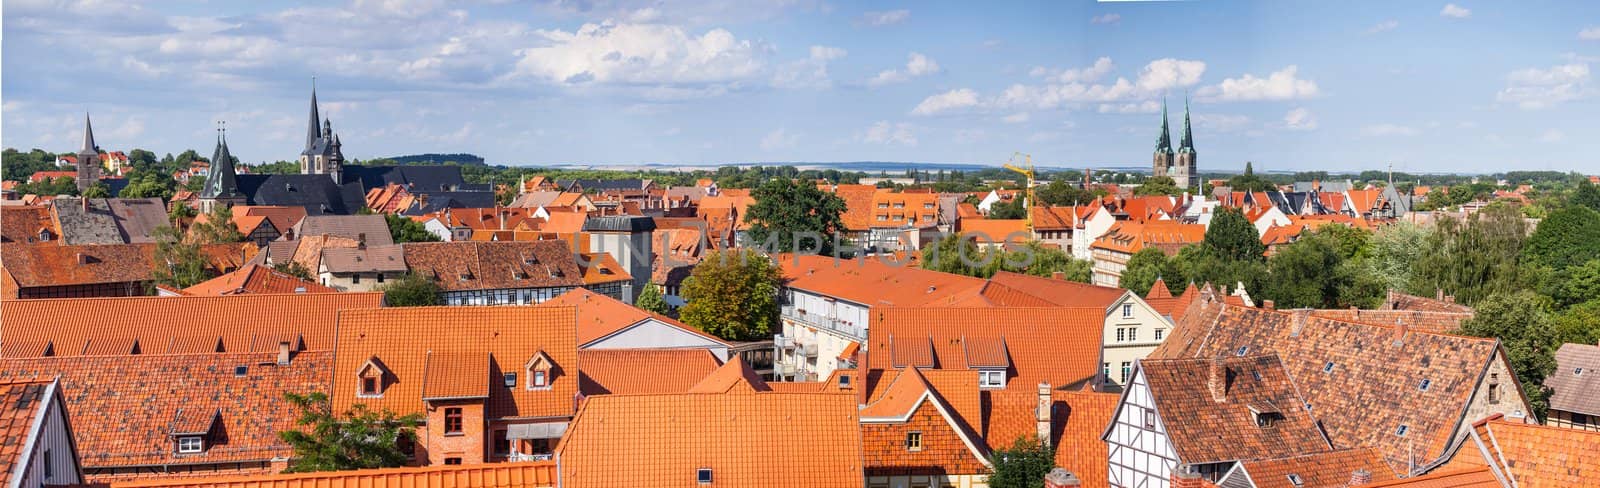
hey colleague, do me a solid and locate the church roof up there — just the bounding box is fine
[235,174,365,215]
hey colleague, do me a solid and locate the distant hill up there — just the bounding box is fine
[379,153,486,166]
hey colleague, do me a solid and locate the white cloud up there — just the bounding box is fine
[860,9,910,26]
[1496,63,1591,109]
[1032,57,1116,84]
[760,128,798,150]
[1090,13,1120,25]
[1366,19,1399,34]
[1197,65,1319,101]
[1581,27,1600,41]
[1361,124,1420,137]
[1283,107,1317,130]
[773,45,847,89]
[1440,4,1471,19]
[1137,58,1207,92]
[1096,100,1161,114]
[861,121,917,146]
[868,52,940,86]
[1539,129,1566,142]
[509,21,764,85]
[1002,112,1030,124]
[911,88,980,116]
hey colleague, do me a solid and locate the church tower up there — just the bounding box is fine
[76,114,101,193]
[1174,96,1198,191]
[199,122,244,213]
[1152,99,1174,181]
[298,83,345,184]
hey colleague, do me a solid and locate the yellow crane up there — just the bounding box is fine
[1003,152,1036,229]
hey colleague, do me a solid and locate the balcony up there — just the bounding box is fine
[781,305,865,339]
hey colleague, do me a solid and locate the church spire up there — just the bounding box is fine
[1155,98,1173,154]
[79,113,97,156]
[203,121,239,199]
[1179,94,1195,153]
[305,80,321,152]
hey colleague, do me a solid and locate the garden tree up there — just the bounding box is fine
[1133,176,1181,196]
[380,273,443,306]
[1203,208,1266,262]
[273,261,315,281]
[1574,178,1600,211]
[1363,222,1431,292]
[1457,290,1558,417]
[118,172,176,199]
[279,392,422,473]
[1002,241,1091,282]
[149,226,216,289]
[921,233,990,278]
[1407,205,1529,306]
[1120,248,1174,296]
[1,148,61,182]
[1554,299,1600,347]
[1225,161,1275,192]
[986,437,1056,488]
[744,178,850,256]
[1551,259,1600,309]
[1312,224,1373,260]
[987,196,1028,219]
[188,205,244,244]
[679,250,782,341]
[1034,179,1099,206]
[15,176,78,196]
[81,182,110,198]
[385,213,442,243]
[127,148,159,168]
[1522,206,1600,272]
[635,283,670,315]
[1261,231,1380,308]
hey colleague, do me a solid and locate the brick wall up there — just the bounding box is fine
[424,400,485,465]
[863,401,988,476]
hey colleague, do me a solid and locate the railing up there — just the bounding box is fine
[781,305,866,339]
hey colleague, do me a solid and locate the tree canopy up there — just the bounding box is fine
[635,283,671,315]
[987,437,1056,488]
[744,178,849,256]
[149,226,216,289]
[1203,207,1266,262]
[1133,176,1181,196]
[386,213,442,243]
[380,273,443,307]
[679,250,782,341]
[278,392,422,473]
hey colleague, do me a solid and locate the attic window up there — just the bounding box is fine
[1323,362,1335,373]
[1250,370,1262,381]
[905,431,923,451]
[838,374,851,388]
[1419,379,1432,391]
[361,377,380,396]
[979,370,1006,389]
[177,436,204,454]
[548,269,563,278]
[1287,473,1304,487]
[504,373,518,388]
[1395,425,1409,437]
[234,366,248,377]
[1235,346,1249,356]
[696,468,713,484]
[599,267,614,275]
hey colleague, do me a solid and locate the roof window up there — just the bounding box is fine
[1235,346,1249,356]
[1323,362,1335,373]
[234,366,248,377]
[1418,379,1431,391]
[1395,424,1409,437]
[696,468,713,484]
[1287,473,1304,487]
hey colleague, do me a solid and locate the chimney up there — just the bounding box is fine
[1436,288,1445,301]
[277,341,292,365]
[81,196,89,212]
[1207,358,1228,403]
[357,232,367,250]
[1171,470,1206,488]
[1052,271,1065,281]
[1290,309,1310,337]
[1347,469,1372,486]
[1263,300,1275,310]
[1393,319,1408,346]
[1044,468,1081,488]
[1036,382,1052,446]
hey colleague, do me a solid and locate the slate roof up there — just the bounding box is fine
[234,174,365,215]
[291,215,394,246]
[1546,342,1600,416]
[1230,448,1397,488]
[330,306,579,420]
[867,306,1105,391]
[53,198,169,245]
[0,351,331,474]
[109,462,558,488]
[576,349,722,395]
[538,288,727,347]
[400,241,586,292]
[0,206,58,244]
[400,191,498,215]
[556,179,651,192]
[1152,290,1518,475]
[342,165,481,194]
[554,390,861,488]
[180,264,336,295]
[1,293,382,357]
[0,379,61,488]
[1136,355,1333,465]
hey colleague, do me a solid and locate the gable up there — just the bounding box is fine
[581,319,729,359]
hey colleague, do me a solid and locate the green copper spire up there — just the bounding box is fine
[1179,94,1195,154]
[1155,98,1173,154]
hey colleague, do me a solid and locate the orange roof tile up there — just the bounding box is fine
[537,288,726,347]
[181,264,335,295]
[576,349,722,396]
[1138,355,1333,464]
[0,206,59,244]
[1,242,255,293]
[778,254,989,308]
[1236,448,1397,488]
[1090,220,1204,255]
[831,184,880,231]
[576,252,631,285]
[555,391,861,488]
[401,241,586,292]
[867,307,1105,391]
[111,461,558,488]
[1467,416,1600,487]
[1356,467,1498,487]
[1049,390,1120,488]
[1,293,383,357]
[985,271,1129,307]
[958,218,1028,243]
[331,306,579,420]
[868,191,941,229]
[0,379,61,488]
[858,368,991,477]
[687,356,771,393]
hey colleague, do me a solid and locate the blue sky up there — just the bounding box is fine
[3,1,1597,173]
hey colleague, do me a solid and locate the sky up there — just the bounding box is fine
[3,1,1598,174]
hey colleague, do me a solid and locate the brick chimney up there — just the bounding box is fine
[1052,271,1065,281]
[1290,308,1311,337]
[1044,467,1081,488]
[1172,470,1207,488]
[1208,358,1228,403]
[1436,288,1445,301]
[277,341,292,365]
[1263,300,1275,310]
[1037,382,1052,446]
[1393,318,1409,346]
[1347,468,1372,486]
[357,232,367,250]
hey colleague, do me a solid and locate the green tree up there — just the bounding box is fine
[1003,241,1091,282]
[986,437,1056,488]
[189,205,245,244]
[168,203,197,226]
[278,392,422,473]
[81,182,110,198]
[1408,205,1529,306]
[150,226,217,289]
[921,233,990,278]
[744,178,849,256]
[1553,299,1600,346]
[273,261,315,281]
[1133,176,1181,196]
[1203,207,1266,262]
[1120,248,1172,296]
[1364,222,1431,292]
[679,250,781,341]
[987,196,1028,219]
[1261,231,1381,308]
[1573,178,1600,211]
[635,283,671,315]
[1457,290,1558,418]
[1523,206,1600,272]
[1225,162,1276,192]
[1035,179,1097,206]
[385,213,442,243]
[380,273,443,306]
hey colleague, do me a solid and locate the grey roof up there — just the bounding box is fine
[399,191,499,216]
[1546,343,1600,416]
[1379,186,1412,218]
[559,179,653,192]
[54,197,169,245]
[509,191,565,209]
[342,165,486,194]
[320,245,407,274]
[235,174,365,215]
[663,186,708,202]
[80,113,97,156]
[290,215,394,246]
[1293,180,1353,193]
[582,215,656,233]
[201,133,240,199]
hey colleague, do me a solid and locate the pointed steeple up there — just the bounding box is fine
[305,81,321,152]
[203,121,239,199]
[1179,94,1195,154]
[1155,99,1173,154]
[79,113,98,156]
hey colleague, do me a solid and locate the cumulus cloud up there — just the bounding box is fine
[1366,19,1399,34]
[1197,65,1319,101]
[1361,124,1420,137]
[912,57,1206,115]
[509,21,764,86]
[1496,63,1591,109]
[1580,26,1600,41]
[760,128,798,150]
[860,9,910,26]
[1283,107,1317,130]
[911,88,981,115]
[861,121,917,146]
[1137,58,1207,92]
[1090,13,1120,25]
[1031,57,1116,84]
[868,52,940,86]
[1096,100,1161,114]
[1440,4,1471,19]
[773,45,847,89]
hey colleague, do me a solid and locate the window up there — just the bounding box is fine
[376,273,386,284]
[177,436,204,453]
[979,370,1005,388]
[1323,362,1335,373]
[696,468,713,484]
[1154,329,1164,341]
[234,365,248,377]
[838,374,852,388]
[1395,424,1409,437]
[362,376,379,396]
[1128,328,1137,342]
[532,370,548,388]
[1419,379,1431,391]
[1236,346,1250,356]
[1577,367,1585,376]
[44,450,52,477]
[905,431,923,451]
[1287,473,1304,487]
[444,408,463,434]
[1489,373,1501,404]
[1103,363,1110,380]
[1251,370,1262,381]
[1116,328,1126,342]
[1255,412,1281,428]
[1143,410,1156,429]
[504,373,518,388]
[1120,362,1132,383]
[444,458,462,465]
[1122,304,1133,318]
[352,274,361,284]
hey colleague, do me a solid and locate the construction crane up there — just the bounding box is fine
[1003,152,1036,229]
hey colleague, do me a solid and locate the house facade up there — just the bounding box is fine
[1545,342,1600,431]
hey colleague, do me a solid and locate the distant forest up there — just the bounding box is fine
[375,153,486,166]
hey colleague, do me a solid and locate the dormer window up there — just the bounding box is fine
[533,370,548,387]
[1323,362,1335,373]
[357,357,389,398]
[526,351,554,390]
[1395,424,1409,437]
[362,377,379,396]
[1122,304,1133,318]
[177,436,204,454]
[978,370,1005,389]
[1236,346,1250,356]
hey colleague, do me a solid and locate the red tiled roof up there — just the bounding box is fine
[111,461,558,488]
[831,184,880,232]
[868,307,1105,391]
[958,219,1028,243]
[778,254,989,308]
[1090,221,1205,255]
[985,271,1129,308]
[687,356,771,393]
[0,379,59,488]
[1049,390,1120,488]
[1031,206,1081,231]
[1462,415,1600,487]
[1138,355,1333,464]
[869,191,941,229]
[0,206,58,244]
[400,241,586,292]
[538,288,726,347]
[1236,448,1397,488]
[1,293,383,357]
[1356,467,1498,487]
[858,368,991,476]
[576,252,631,285]
[1,242,256,293]
[576,349,722,396]
[181,264,335,296]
